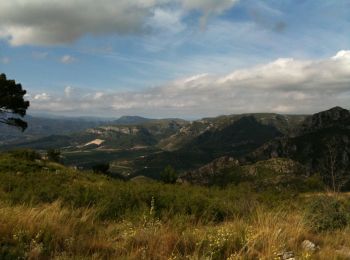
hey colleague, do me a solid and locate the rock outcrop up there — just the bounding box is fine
[177,156,239,185]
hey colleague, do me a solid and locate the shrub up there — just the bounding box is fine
[92,163,110,174]
[46,149,61,163]
[9,149,41,161]
[160,165,177,184]
[304,196,348,232]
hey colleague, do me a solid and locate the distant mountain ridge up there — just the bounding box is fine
[132,113,308,178]
[298,106,350,134]
[175,107,350,188]
[2,107,349,186]
[1,118,188,151]
[113,116,153,125]
[0,115,107,146]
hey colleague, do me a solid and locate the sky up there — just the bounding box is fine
[0,0,350,118]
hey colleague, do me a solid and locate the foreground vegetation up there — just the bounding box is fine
[1,150,350,259]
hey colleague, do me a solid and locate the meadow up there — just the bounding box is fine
[1,150,350,259]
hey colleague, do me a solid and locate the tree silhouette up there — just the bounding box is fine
[321,136,349,192]
[0,73,30,131]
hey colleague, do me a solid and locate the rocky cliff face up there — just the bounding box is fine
[298,106,350,134]
[176,107,350,188]
[247,107,350,188]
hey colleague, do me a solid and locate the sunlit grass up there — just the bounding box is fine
[0,151,349,259]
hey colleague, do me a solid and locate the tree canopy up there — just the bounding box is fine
[0,73,30,131]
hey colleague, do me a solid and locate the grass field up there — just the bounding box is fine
[1,150,350,259]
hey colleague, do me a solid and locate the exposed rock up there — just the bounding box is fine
[301,240,319,252]
[177,156,310,187]
[177,156,239,185]
[84,139,105,147]
[277,251,295,260]
[248,107,350,186]
[299,106,350,134]
[253,158,308,175]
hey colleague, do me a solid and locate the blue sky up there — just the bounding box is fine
[1,0,350,118]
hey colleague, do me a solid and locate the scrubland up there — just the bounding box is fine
[1,150,350,259]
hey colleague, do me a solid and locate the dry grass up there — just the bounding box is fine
[1,200,350,259]
[0,201,105,259]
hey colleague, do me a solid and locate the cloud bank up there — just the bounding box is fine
[29,50,350,117]
[0,0,239,46]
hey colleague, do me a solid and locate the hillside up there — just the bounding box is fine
[1,107,349,184]
[248,107,350,189]
[2,118,187,151]
[133,114,303,178]
[159,113,306,151]
[177,157,319,190]
[112,115,153,125]
[0,115,107,146]
[1,150,350,259]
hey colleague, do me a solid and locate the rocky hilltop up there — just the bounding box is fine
[177,157,312,189]
[245,107,350,189]
[177,156,239,185]
[298,106,350,134]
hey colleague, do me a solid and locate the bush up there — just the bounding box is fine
[160,165,177,184]
[46,149,61,163]
[92,163,110,174]
[9,149,41,161]
[304,196,348,232]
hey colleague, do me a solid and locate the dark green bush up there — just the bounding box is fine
[160,165,177,184]
[304,196,348,232]
[92,163,110,174]
[9,149,41,161]
[47,149,61,163]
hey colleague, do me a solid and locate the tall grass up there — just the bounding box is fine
[1,152,350,259]
[1,201,350,259]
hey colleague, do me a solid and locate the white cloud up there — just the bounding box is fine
[64,86,73,97]
[34,93,51,101]
[29,50,350,117]
[60,55,77,64]
[332,50,350,60]
[0,0,239,46]
[93,92,104,100]
[148,8,185,34]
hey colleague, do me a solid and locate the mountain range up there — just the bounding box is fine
[1,107,349,187]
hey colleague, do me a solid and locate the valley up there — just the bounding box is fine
[1,2,349,258]
[1,107,350,259]
[2,107,349,186]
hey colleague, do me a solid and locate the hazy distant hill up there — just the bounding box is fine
[2,118,188,151]
[0,115,183,148]
[0,115,107,146]
[159,113,306,151]
[3,107,349,185]
[112,116,153,125]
